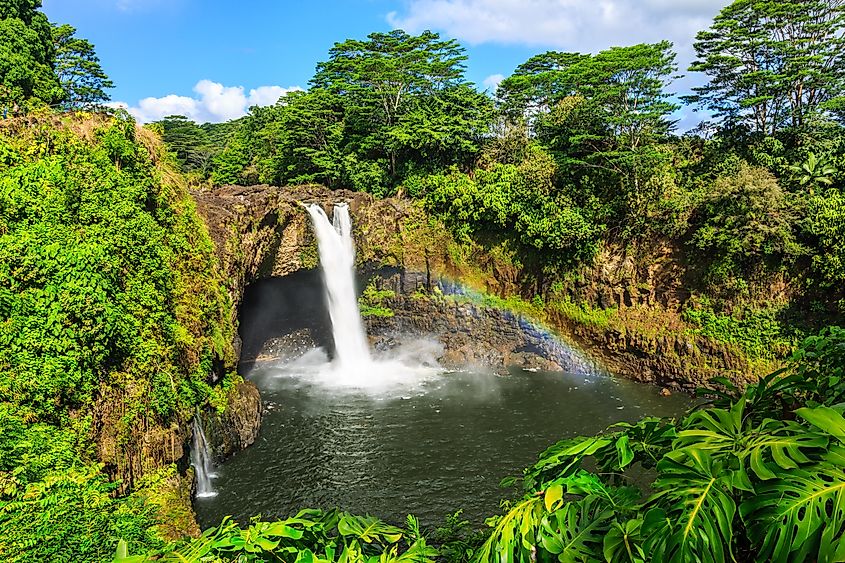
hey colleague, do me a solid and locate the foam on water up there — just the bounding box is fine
[301,204,442,395]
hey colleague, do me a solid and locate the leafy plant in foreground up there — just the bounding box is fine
[475,326,845,562]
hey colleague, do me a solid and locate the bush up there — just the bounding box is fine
[688,163,803,293]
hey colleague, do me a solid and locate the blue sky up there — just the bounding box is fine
[41,0,731,126]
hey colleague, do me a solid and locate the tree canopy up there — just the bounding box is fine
[0,1,110,112]
[687,0,845,134]
[52,23,113,110]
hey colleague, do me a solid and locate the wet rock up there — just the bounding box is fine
[364,291,603,376]
[203,381,262,462]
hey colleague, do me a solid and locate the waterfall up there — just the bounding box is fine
[306,203,373,370]
[191,417,217,498]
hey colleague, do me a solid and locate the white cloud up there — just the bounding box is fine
[248,85,295,107]
[112,80,303,123]
[388,0,731,76]
[482,73,505,91]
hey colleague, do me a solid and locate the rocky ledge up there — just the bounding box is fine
[365,293,603,376]
[195,184,759,393]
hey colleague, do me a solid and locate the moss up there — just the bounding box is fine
[547,298,617,329]
[134,466,201,542]
[298,241,320,270]
[358,281,396,318]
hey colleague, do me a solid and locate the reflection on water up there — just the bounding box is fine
[194,363,690,529]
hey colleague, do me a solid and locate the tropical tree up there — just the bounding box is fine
[51,23,113,110]
[687,0,845,135]
[496,51,588,125]
[689,163,801,292]
[311,29,473,181]
[152,115,216,175]
[535,42,680,229]
[254,88,346,187]
[0,0,60,111]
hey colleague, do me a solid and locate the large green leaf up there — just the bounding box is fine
[538,496,611,562]
[602,519,646,563]
[473,497,545,563]
[797,405,845,442]
[337,514,404,545]
[525,436,613,492]
[740,464,845,563]
[676,399,827,482]
[643,451,737,563]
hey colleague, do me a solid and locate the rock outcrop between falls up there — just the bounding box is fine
[194,184,761,392]
[203,381,263,462]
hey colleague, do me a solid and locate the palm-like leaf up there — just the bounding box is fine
[473,498,544,563]
[337,513,405,545]
[538,496,612,562]
[525,436,612,492]
[644,451,737,563]
[740,464,845,563]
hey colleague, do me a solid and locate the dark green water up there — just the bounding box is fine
[194,364,690,529]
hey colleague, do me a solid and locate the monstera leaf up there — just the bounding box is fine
[604,417,678,470]
[603,519,646,563]
[740,464,845,563]
[643,451,737,563]
[524,436,613,492]
[538,496,613,562]
[741,420,828,480]
[701,369,806,425]
[740,407,845,563]
[676,398,829,483]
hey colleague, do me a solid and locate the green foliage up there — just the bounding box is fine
[0,406,164,562]
[0,116,232,422]
[682,303,795,359]
[547,297,617,330]
[51,23,113,110]
[358,281,395,318]
[254,89,345,187]
[153,115,217,177]
[0,1,112,113]
[0,0,60,110]
[804,187,845,287]
[790,152,839,190]
[419,157,600,268]
[120,510,438,562]
[688,163,802,293]
[476,326,845,563]
[0,115,235,561]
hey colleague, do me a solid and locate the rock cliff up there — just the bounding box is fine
[194,184,759,391]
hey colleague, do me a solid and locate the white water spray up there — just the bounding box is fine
[300,203,440,391]
[306,204,373,369]
[191,417,217,498]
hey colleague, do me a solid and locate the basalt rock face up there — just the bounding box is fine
[202,381,263,462]
[92,385,192,495]
[195,184,758,392]
[365,295,603,375]
[193,185,451,305]
[548,240,764,390]
[549,313,754,393]
[193,185,455,356]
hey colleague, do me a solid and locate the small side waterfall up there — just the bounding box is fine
[191,417,217,498]
[306,204,373,370]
